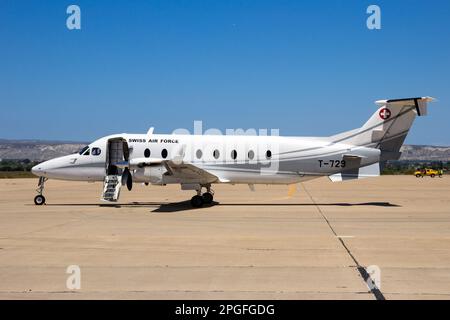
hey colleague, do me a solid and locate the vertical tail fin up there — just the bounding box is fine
[332,97,435,161]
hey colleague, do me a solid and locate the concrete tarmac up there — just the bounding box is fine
[0,176,449,299]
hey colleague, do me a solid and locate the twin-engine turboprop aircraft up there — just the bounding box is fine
[31,97,434,207]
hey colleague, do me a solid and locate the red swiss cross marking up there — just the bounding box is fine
[379,108,391,120]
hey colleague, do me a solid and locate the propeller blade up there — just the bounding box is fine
[121,168,133,191]
[126,172,133,191]
[122,140,130,161]
[171,144,186,165]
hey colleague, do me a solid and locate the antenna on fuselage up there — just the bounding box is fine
[147,127,154,136]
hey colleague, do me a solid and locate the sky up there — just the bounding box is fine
[0,0,449,145]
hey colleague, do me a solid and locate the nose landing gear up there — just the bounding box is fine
[34,177,47,205]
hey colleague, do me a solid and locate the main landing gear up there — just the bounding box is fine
[34,177,47,205]
[190,185,214,208]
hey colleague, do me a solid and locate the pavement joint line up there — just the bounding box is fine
[0,290,374,296]
[300,182,386,301]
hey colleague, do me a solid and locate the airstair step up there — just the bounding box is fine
[101,174,122,202]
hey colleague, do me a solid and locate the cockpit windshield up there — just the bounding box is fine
[78,146,90,155]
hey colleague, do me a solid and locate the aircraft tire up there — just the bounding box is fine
[202,192,213,204]
[34,195,46,205]
[191,195,204,208]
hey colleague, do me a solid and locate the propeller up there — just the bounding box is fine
[121,167,133,191]
[122,140,130,161]
[120,139,132,191]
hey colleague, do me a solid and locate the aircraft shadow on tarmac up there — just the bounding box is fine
[43,201,400,212]
[152,201,401,212]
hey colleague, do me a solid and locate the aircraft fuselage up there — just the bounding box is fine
[32,133,380,185]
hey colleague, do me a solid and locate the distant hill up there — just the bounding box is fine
[0,139,87,161]
[399,145,450,161]
[0,139,449,162]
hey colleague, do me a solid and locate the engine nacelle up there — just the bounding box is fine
[133,165,167,185]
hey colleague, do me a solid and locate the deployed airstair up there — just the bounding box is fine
[102,175,121,201]
[101,138,129,202]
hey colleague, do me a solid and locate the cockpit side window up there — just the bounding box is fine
[79,146,90,155]
[92,147,101,156]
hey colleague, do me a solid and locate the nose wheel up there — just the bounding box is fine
[34,195,46,205]
[34,177,47,205]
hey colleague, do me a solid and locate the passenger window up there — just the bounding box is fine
[213,149,220,159]
[266,150,272,159]
[231,150,237,160]
[196,149,203,159]
[248,150,255,160]
[144,148,151,158]
[92,148,101,156]
[161,149,168,159]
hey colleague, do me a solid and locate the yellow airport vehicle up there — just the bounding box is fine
[414,168,443,178]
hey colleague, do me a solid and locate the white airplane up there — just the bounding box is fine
[31,97,434,207]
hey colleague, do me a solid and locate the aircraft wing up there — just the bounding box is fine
[162,160,219,184]
[115,157,219,184]
[115,142,220,184]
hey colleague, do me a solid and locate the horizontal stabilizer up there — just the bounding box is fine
[328,162,380,182]
[376,97,435,117]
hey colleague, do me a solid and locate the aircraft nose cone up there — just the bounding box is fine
[31,164,43,176]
